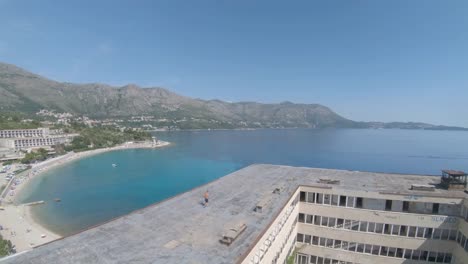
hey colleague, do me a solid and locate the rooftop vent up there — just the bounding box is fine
[318,178,340,185]
[254,195,272,213]
[220,222,247,246]
[411,184,435,192]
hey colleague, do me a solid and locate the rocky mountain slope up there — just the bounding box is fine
[0,62,465,130]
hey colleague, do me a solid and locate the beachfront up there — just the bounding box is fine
[0,140,170,253]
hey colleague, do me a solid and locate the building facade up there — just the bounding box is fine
[0,128,75,150]
[0,128,50,138]
[241,181,468,264]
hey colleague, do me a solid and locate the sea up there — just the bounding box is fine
[15,129,468,236]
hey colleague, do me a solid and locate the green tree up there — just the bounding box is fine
[0,235,15,257]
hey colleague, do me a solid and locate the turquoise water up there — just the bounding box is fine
[17,129,468,235]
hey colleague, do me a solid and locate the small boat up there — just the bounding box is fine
[112,164,117,167]
[54,198,61,202]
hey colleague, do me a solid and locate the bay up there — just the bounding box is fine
[17,129,468,235]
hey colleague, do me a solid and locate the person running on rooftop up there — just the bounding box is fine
[203,190,209,207]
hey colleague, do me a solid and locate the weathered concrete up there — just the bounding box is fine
[1,164,465,264]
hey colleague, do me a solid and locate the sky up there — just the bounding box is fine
[0,1,467,127]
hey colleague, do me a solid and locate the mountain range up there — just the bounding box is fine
[0,62,466,130]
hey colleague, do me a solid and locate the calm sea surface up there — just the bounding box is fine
[16,129,468,235]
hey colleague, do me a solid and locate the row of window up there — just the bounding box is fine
[299,191,446,214]
[296,254,359,264]
[456,230,468,252]
[298,213,458,240]
[249,194,299,264]
[296,233,453,263]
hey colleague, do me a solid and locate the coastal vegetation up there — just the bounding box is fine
[0,235,15,257]
[65,125,152,152]
[0,112,41,130]
[21,148,48,164]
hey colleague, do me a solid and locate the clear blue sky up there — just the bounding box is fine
[0,1,467,126]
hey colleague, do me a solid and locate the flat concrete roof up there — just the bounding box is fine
[1,164,466,264]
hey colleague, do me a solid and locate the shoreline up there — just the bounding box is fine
[0,140,170,254]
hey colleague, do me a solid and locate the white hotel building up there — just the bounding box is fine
[0,128,75,150]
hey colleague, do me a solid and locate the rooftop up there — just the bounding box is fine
[442,169,467,177]
[1,164,467,264]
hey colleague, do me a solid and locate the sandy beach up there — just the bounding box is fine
[0,140,170,253]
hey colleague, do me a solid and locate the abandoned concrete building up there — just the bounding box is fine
[1,165,467,264]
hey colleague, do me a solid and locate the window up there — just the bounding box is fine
[317,193,324,204]
[432,229,442,239]
[314,215,321,225]
[298,213,305,223]
[331,195,338,206]
[306,214,313,224]
[448,229,456,240]
[346,196,354,207]
[328,218,336,227]
[375,223,384,234]
[359,221,368,232]
[385,200,392,211]
[441,229,449,240]
[339,196,347,206]
[416,227,425,238]
[337,218,344,228]
[356,197,363,208]
[300,191,306,202]
[307,192,315,203]
[408,226,417,237]
[325,238,334,248]
[404,249,412,259]
[425,228,433,239]
[412,250,421,260]
[334,240,342,249]
[319,237,326,246]
[321,217,328,226]
[432,203,439,214]
[344,220,352,230]
[297,233,304,243]
[312,236,319,245]
[402,201,409,212]
[304,235,311,244]
[371,245,379,255]
[391,225,400,235]
[400,225,408,236]
[380,246,388,256]
[387,247,396,257]
[356,243,364,253]
[420,251,428,261]
[383,224,391,234]
[396,248,404,258]
[364,244,372,254]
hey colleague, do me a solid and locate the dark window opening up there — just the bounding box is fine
[299,191,306,202]
[356,197,363,208]
[403,201,409,212]
[385,200,392,211]
[432,203,439,214]
[339,196,347,206]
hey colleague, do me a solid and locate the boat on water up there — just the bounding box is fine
[112,163,117,167]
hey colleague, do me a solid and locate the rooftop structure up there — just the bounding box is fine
[441,170,467,190]
[1,165,467,264]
